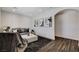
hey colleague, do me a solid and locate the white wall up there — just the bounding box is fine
[31,7,79,40]
[1,11,31,28]
[31,8,66,40]
[31,9,55,40]
[55,9,79,40]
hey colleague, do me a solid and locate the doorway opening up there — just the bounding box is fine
[54,9,79,40]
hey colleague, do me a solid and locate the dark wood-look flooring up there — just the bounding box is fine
[38,37,79,52]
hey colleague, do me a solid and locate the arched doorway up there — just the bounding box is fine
[55,9,79,40]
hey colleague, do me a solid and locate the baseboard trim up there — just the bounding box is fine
[37,35,55,40]
[55,36,78,41]
[38,35,54,40]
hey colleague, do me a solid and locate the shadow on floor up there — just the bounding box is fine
[24,36,51,52]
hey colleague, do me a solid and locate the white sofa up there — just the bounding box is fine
[21,34,38,43]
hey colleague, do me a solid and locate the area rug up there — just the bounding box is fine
[24,36,51,52]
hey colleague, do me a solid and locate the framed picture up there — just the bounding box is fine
[44,17,52,27]
[38,18,44,27]
[34,16,52,27]
[34,20,38,27]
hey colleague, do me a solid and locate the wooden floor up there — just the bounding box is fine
[38,37,79,52]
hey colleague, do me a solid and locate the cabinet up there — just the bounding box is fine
[0,33,17,52]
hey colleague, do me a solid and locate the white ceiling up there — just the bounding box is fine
[1,7,54,18]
